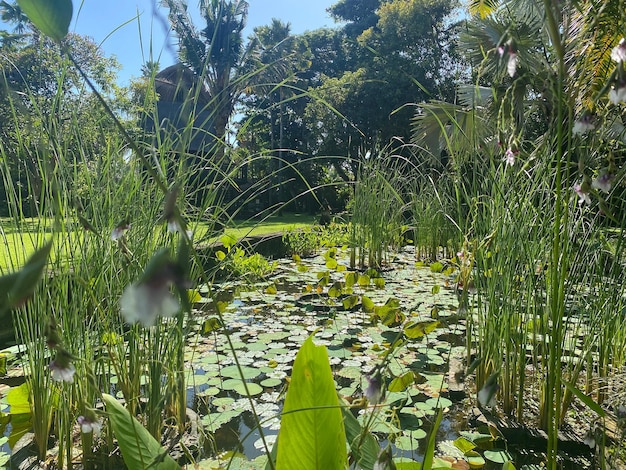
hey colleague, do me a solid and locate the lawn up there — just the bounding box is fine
[0,213,318,271]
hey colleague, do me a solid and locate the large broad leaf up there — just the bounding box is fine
[102,394,180,470]
[342,406,379,470]
[276,335,347,470]
[16,0,72,41]
[0,241,52,313]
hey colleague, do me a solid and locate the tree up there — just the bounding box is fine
[306,0,461,168]
[161,0,251,160]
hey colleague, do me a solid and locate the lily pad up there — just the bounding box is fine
[483,450,513,464]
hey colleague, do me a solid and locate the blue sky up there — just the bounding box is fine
[70,0,340,85]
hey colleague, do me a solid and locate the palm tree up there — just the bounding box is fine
[160,0,251,160]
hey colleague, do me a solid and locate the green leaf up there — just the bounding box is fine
[388,372,415,392]
[453,437,476,454]
[373,277,385,288]
[265,284,278,295]
[423,408,443,469]
[483,450,513,464]
[464,450,485,467]
[404,320,439,339]
[362,296,375,313]
[7,383,30,415]
[345,272,359,288]
[216,250,227,261]
[102,393,180,469]
[562,380,606,417]
[502,461,517,470]
[276,335,347,470]
[328,281,343,298]
[470,0,500,17]
[342,295,360,310]
[358,274,370,286]
[342,406,379,470]
[17,0,72,41]
[430,262,444,273]
[202,317,223,333]
[1,241,52,311]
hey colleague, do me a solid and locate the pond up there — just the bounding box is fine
[0,244,600,469]
[184,245,472,467]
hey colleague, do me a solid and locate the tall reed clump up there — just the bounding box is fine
[349,149,406,269]
[0,12,237,469]
[412,0,626,465]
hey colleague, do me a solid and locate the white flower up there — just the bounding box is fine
[120,282,180,327]
[609,84,626,104]
[111,222,130,241]
[573,115,595,135]
[507,52,518,78]
[574,183,591,205]
[77,415,102,436]
[504,147,517,166]
[49,355,76,383]
[611,38,626,63]
[592,172,614,193]
[167,220,193,240]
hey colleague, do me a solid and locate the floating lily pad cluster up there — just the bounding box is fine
[187,246,468,464]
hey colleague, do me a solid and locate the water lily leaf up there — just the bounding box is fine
[430,262,444,273]
[395,435,422,451]
[201,409,244,433]
[464,451,485,468]
[326,258,338,270]
[202,317,224,334]
[7,383,30,415]
[222,379,263,396]
[220,365,261,380]
[276,335,346,470]
[426,397,452,409]
[404,320,439,339]
[432,285,441,295]
[261,378,282,388]
[362,296,375,312]
[453,437,476,454]
[373,277,385,288]
[358,274,370,286]
[345,272,359,288]
[342,295,360,310]
[394,459,424,469]
[265,284,278,294]
[328,282,343,298]
[388,372,415,392]
[483,450,513,464]
[17,0,72,41]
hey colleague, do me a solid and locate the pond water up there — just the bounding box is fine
[184,246,470,465]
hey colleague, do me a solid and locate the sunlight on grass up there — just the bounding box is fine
[0,214,318,270]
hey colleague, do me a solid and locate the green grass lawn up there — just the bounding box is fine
[0,213,317,271]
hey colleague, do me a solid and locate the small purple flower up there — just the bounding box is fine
[49,350,75,383]
[611,38,626,63]
[574,182,591,205]
[573,114,595,135]
[77,414,102,436]
[592,172,614,193]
